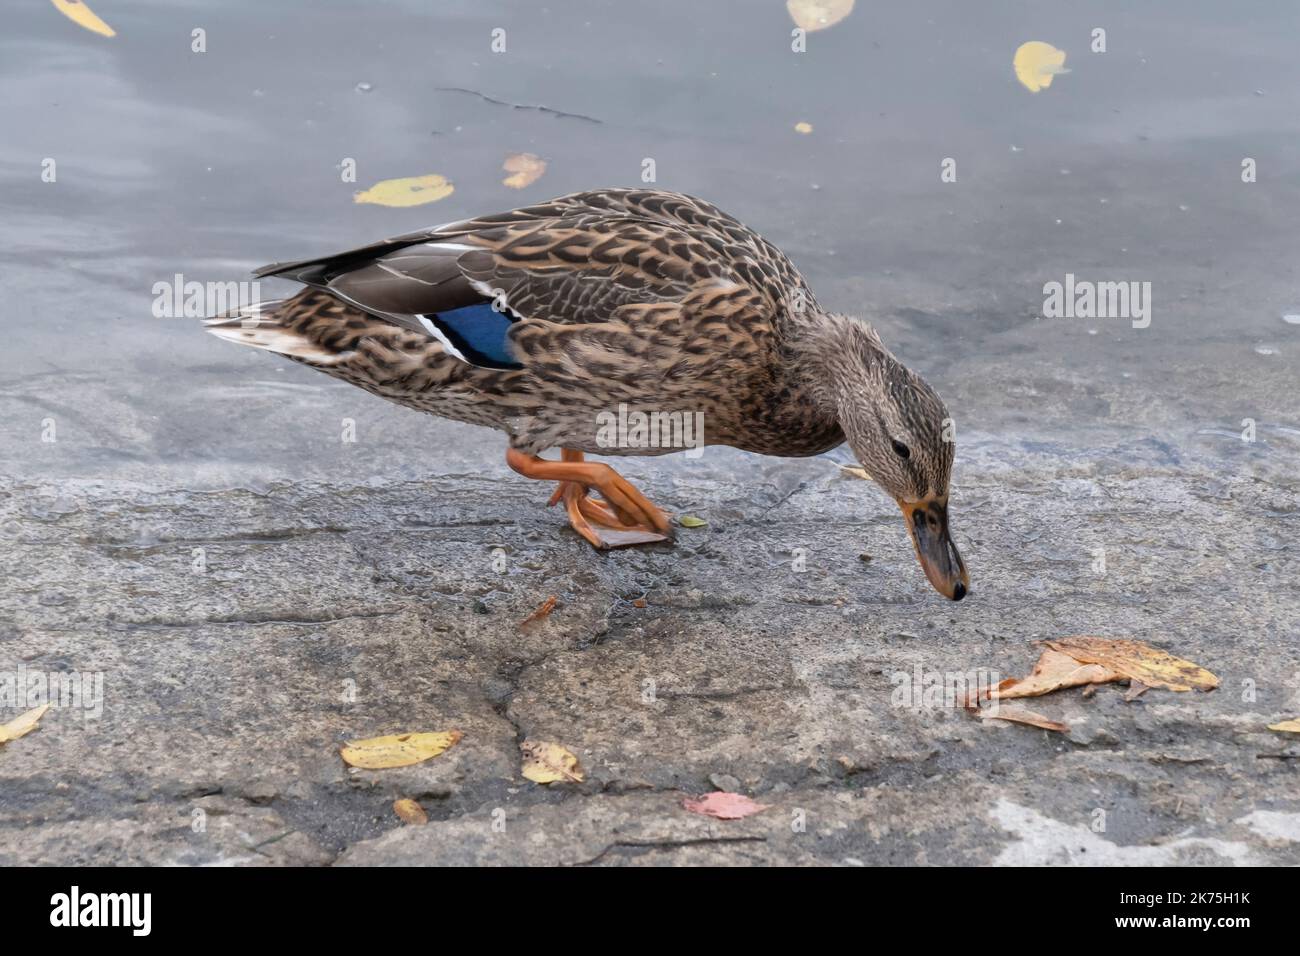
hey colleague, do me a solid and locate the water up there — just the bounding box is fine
[3,0,1298,484]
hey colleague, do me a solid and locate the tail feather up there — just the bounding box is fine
[204,299,356,365]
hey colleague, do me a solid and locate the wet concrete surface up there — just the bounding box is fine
[2,1,1299,864]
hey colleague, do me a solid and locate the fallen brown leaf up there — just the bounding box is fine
[1043,636,1219,692]
[989,648,1124,701]
[682,792,770,820]
[1125,681,1151,701]
[521,740,584,783]
[977,704,1069,734]
[392,798,428,825]
[519,595,557,628]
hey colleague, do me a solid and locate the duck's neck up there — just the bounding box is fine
[786,310,891,420]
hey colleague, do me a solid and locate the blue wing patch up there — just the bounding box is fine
[420,302,522,370]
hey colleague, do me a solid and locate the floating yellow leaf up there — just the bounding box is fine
[794,122,813,135]
[1268,718,1300,734]
[1013,41,1069,93]
[521,740,584,784]
[678,515,707,528]
[1042,637,1218,692]
[354,174,454,208]
[0,704,51,745]
[339,730,462,769]
[392,798,428,825]
[502,152,546,190]
[787,0,854,32]
[50,0,115,38]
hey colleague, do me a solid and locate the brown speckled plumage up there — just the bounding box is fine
[210,188,953,499]
[207,188,970,595]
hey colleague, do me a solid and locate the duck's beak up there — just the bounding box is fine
[897,497,970,601]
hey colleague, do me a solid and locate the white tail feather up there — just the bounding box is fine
[205,301,354,365]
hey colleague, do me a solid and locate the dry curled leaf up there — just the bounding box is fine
[989,648,1124,701]
[339,730,462,769]
[978,704,1069,734]
[519,595,557,627]
[1042,637,1219,692]
[521,740,584,783]
[502,152,546,189]
[794,121,813,134]
[392,798,428,825]
[1268,718,1300,734]
[787,0,854,32]
[1013,41,1069,93]
[1125,681,1151,701]
[0,704,51,745]
[50,0,115,37]
[354,173,454,207]
[678,515,707,528]
[683,792,770,820]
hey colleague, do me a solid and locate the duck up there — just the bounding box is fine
[206,188,970,600]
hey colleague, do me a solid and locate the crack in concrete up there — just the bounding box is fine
[573,835,767,866]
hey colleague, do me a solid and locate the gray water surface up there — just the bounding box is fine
[2,0,1298,485]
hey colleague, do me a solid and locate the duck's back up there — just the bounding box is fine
[208,189,839,456]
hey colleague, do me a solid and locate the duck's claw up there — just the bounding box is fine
[553,480,671,549]
[508,447,673,550]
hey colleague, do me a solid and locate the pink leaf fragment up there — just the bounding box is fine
[682,792,770,820]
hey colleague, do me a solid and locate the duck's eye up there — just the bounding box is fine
[890,438,911,459]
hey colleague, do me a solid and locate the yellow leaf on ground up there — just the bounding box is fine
[521,740,584,784]
[787,0,854,32]
[839,465,872,480]
[989,648,1124,701]
[1268,718,1300,734]
[502,152,546,189]
[339,730,462,769]
[794,122,813,135]
[678,515,707,528]
[354,174,454,207]
[392,798,428,825]
[0,704,51,744]
[1013,41,1069,93]
[978,704,1069,734]
[50,0,115,37]
[1042,637,1219,692]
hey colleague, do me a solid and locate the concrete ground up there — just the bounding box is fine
[3,402,1298,865]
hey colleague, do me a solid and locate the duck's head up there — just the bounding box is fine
[801,313,971,601]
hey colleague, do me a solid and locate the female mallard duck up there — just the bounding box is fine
[207,188,969,600]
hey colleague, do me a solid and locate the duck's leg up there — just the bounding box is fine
[506,448,673,549]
